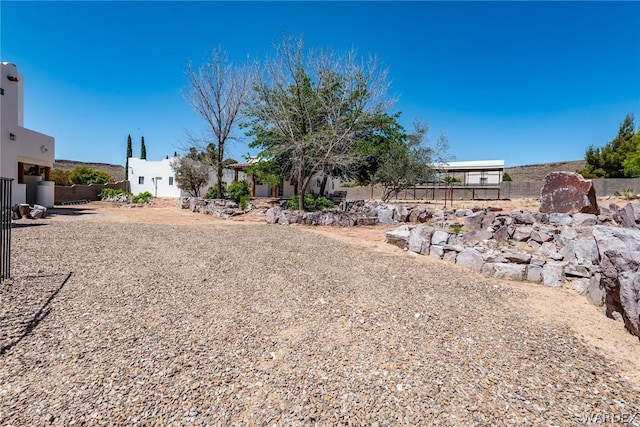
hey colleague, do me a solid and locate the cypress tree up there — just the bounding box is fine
[125,134,132,180]
[141,136,147,160]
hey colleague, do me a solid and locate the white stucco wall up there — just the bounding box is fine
[1,62,55,205]
[128,157,181,197]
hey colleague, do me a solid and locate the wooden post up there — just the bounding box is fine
[44,167,51,181]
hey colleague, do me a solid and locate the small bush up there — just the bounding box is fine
[227,180,251,204]
[50,169,72,185]
[131,191,153,204]
[502,172,513,182]
[450,223,465,234]
[613,187,636,199]
[203,186,217,199]
[239,195,250,211]
[287,193,334,211]
[99,188,130,198]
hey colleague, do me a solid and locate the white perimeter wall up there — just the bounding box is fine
[128,157,181,197]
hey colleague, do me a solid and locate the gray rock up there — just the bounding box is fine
[530,229,553,243]
[499,251,532,264]
[443,251,458,263]
[493,226,511,244]
[564,264,590,278]
[464,212,486,231]
[442,244,464,252]
[592,226,640,337]
[585,273,605,306]
[571,278,591,295]
[408,225,434,255]
[393,205,410,222]
[542,262,567,287]
[356,216,378,226]
[408,207,428,223]
[512,226,533,242]
[462,230,493,244]
[454,209,473,217]
[30,205,47,219]
[429,245,444,259]
[613,201,640,229]
[456,248,484,272]
[509,211,536,225]
[385,225,411,249]
[492,263,526,281]
[481,263,495,276]
[526,265,543,283]
[376,208,394,225]
[572,213,597,227]
[431,230,450,245]
[549,213,573,226]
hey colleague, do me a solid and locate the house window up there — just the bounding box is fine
[169,177,174,186]
[480,177,488,185]
[138,176,144,185]
[0,88,4,96]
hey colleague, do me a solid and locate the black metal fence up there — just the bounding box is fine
[1,178,12,282]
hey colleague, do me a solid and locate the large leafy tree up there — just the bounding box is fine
[245,35,393,211]
[183,47,257,199]
[622,129,640,177]
[374,121,449,202]
[579,114,638,178]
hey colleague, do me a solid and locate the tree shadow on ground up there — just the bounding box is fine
[0,272,72,356]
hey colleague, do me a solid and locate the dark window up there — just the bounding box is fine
[169,177,174,185]
[138,176,144,185]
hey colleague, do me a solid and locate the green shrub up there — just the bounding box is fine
[450,223,465,234]
[613,187,636,199]
[203,186,217,199]
[131,191,153,204]
[239,195,250,211]
[502,172,513,182]
[287,193,334,211]
[69,166,113,185]
[99,188,130,198]
[227,180,251,204]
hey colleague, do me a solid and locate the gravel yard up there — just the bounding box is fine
[1,203,639,425]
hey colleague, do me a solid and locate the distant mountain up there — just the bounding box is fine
[504,160,586,182]
[54,159,126,182]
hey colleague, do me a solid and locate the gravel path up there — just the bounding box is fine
[1,212,639,426]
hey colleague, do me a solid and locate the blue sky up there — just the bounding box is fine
[2,1,639,168]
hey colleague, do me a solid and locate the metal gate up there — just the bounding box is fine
[1,178,12,282]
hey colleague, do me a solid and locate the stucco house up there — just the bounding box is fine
[1,62,55,207]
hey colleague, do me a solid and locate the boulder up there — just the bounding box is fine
[542,262,566,287]
[592,226,640,337]
[265,207,281,224]
[512,226,533,242]
[613,201,640,229]
[18,203,31,218]
[572,213,598,227]
[431,230,450,246]
[408,207,430,223]
[429,245,444,259]
[539,172,599,215]
[30,205,47,219]
[464,212,486,231]
[462,230,493,244]
[393,205,410,222]
[492,263,527,281]
[385,226,411,249]
[376,208,394,225]
[526,265,543,283]
[456,248,484,272]
[408,225,434,255]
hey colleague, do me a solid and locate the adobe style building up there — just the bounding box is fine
[0,62,55,206]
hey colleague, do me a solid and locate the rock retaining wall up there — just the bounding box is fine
[179,197,253,218]
[385,201,640,339]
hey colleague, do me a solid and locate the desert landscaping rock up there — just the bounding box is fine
[539,172,599,215]
[3,206,639,425]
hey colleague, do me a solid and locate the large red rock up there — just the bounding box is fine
[539,172,599,214]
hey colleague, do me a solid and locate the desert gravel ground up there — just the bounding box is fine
[1,201,639,426]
